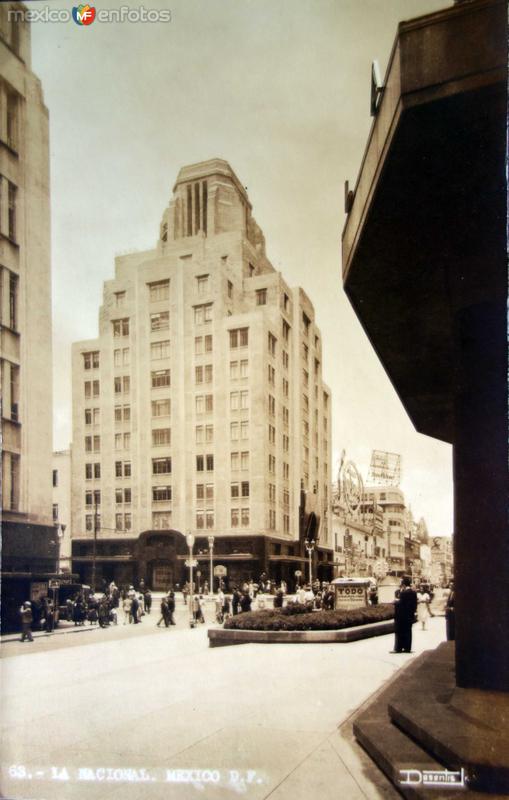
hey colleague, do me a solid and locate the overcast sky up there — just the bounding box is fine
[31,0,453,535]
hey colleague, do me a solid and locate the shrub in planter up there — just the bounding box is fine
[224,603,394,632]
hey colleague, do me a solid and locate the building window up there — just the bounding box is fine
[8,181,16,241]
[268,454,276,474]
[268,394,275,416]
[151,369,170,388]
[152,399,170,417]
[114,291,126,307]
[249,263,255,276]
[282,350,289,369]
[282,293,289,312]
[150,311,170,331]
[256,288,267,306]
[194,303,213,324]
[196,274,209,294]
[113,318,129,337]
[227,280,233,299]
[116,513,123,531]
[241,451,249,470]
[148,280,170,302]
[229,327,249,348]
[230,391,239,411]
[283,378,289,397]
[6,91,18,150]
[86,515,94,532]
[302,312,311,335]
[230,422,239,440]
[151,340,170,359]
[152,457,172,474]
[52,469,58,487]
[152,428,171,446]
[268,365,275,385]
[231,509,239,528]
[268,332,277,356]
[269,424,275,444]
[241,508,250,526]
[152,485,172,502]
[152,511,172,529]
[83,351,100,370]
[8,271,17,330]
[241,481,250,497]
[240,420,249,439]
[52,503,58,521]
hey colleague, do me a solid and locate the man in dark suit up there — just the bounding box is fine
[392,576,417,653]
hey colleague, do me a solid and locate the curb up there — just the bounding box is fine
[208,619,395,647]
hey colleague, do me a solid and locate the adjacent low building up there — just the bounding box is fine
[71,159,333,590]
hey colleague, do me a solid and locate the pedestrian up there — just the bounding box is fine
[198,595,206,623]
[445,581,455,641]
[274,589,284,609]
[369,585,379,606]
[203,580,209,595]
[239,591,252,613]
[231,587,240,616]
[20,602,34,642]
[157,596,170,628]
[144,589,152,614]
[131,594,140,624]
[192,595,201,624]
[183,582,190,605]
[122,594,131,625]
[391,576,418,653]
[216,590,225,623]
[98,599,110,628]
[137,594,145,620]
[416,586,430,630]
[167,591,176,625]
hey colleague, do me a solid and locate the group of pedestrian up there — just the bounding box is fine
[156,592,176,627]
[121,585,152,624]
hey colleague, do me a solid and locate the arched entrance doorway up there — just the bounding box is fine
[136,530,186,590]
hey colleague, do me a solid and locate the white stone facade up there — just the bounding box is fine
[71,159,332,587]
[0,5,52,528]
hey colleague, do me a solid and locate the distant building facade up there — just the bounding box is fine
[71,159,333,590]
[430,536,454,587]
[0,5,55,629]
[333,474,430,581]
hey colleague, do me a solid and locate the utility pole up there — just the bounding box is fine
[92,496,98,592]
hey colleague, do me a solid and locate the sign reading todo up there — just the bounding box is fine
[334,581,369,610]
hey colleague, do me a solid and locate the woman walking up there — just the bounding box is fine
[417,586,430,630]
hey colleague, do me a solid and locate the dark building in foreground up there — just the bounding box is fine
[341,0,507,793]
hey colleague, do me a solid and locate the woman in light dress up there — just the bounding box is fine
[416,586,430,630]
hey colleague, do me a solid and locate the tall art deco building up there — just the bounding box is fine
[71,160,332,590]
[0,4,55,629]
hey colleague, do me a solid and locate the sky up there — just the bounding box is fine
[30,0,453,535]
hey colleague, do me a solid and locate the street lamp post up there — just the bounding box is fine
[304,538,316,585]
[92,498,99,592]
[208,535,215,594]
[186,533,195,627]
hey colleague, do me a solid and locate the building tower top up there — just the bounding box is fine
[160,158,265,253]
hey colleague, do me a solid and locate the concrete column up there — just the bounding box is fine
[453,300,509,691]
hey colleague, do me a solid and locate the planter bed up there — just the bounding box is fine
[208,619,395,647]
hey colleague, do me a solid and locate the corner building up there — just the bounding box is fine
[71,159,332,590]
[0,5,56,630]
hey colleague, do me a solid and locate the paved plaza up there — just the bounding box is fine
[1,603,447,800]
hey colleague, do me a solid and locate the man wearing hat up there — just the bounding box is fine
[20,602,34,642]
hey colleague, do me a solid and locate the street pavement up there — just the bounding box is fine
[1,601,447,800]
